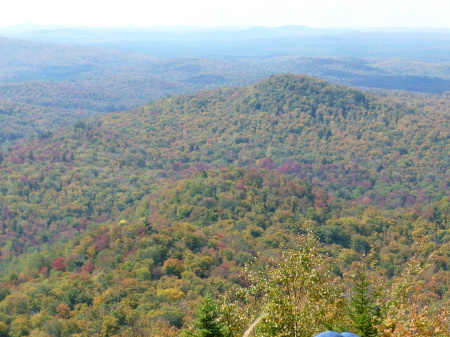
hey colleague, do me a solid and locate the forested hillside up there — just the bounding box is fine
[1,74,450,255]
[0,38,267,145]
[1,168,449,336]
[2,32,450,147]
[1,74,450,336]
[0,75,449,255]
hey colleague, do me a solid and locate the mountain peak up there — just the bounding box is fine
[254,73,363,97]
[236,73,370,116]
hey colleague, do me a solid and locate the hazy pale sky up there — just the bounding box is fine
[2,0,450,28]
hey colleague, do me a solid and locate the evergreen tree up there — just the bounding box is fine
[348,272,382,337]
[192,295,228,337]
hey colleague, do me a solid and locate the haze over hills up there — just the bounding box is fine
[2,25,450,60]
[2,35,450,89]
[0,37,266,145]
[1,30,450,146]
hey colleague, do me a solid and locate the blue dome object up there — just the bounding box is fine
[314,332,361,337]
[314,332,343,337]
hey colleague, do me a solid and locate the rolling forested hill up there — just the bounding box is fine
[0,37,267,145]
[1,73,449,255]
[1,30,450,147]
[1,73,450,336]
[262,55,450,92]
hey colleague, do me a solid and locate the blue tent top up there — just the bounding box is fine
[315,331,360,337]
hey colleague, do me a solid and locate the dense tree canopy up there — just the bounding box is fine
[0,74,450,336]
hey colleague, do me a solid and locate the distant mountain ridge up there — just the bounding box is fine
[1,35,450,146]
[2,25,450,60]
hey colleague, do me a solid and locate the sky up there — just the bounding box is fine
[2,0,450,28]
